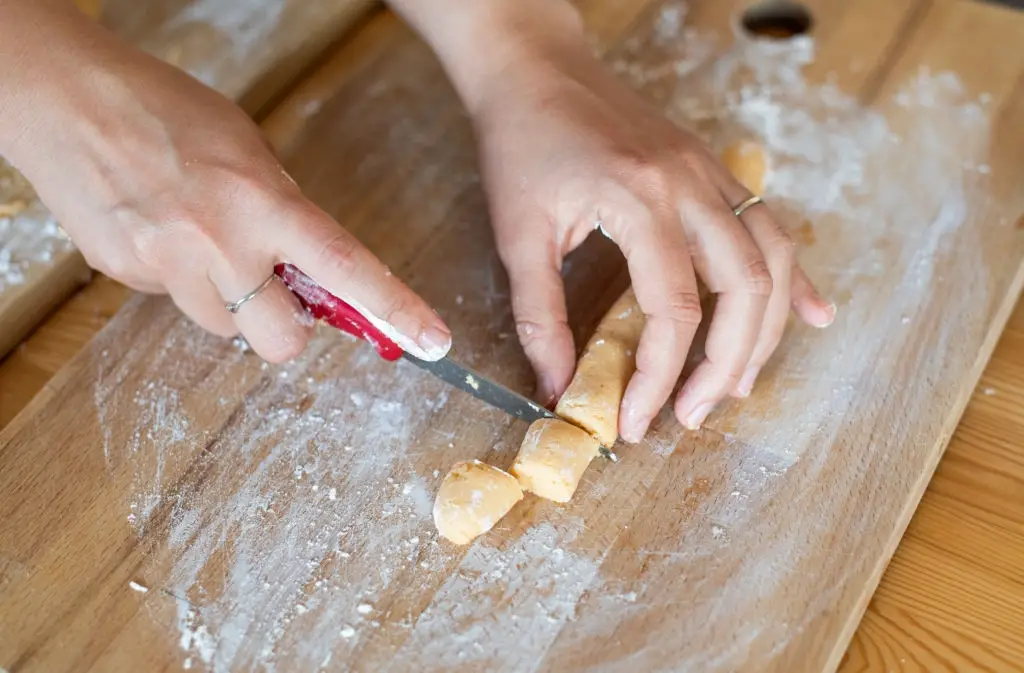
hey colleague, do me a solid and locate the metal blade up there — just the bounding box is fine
[402,353,617,461]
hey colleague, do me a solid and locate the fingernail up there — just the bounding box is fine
[619,402,649,444]
[684,402,715,430]
[735,366,760,398]
[417,324,452,360]
[816,302,837,328]
[621,423,649,444]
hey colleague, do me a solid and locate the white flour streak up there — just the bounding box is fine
[393,520,599,671]
[144,0,287,91]
[94,303,464,671]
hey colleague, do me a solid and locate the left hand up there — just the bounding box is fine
[474,44,834,441]
[388,0,834,442]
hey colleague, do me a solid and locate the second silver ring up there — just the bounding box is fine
[732,195,764,218]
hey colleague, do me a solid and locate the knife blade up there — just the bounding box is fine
[400,352,617,461]
[275,263,617,461]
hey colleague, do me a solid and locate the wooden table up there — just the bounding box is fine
[1,1,1022,671]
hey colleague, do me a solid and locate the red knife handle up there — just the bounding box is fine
[274,263,404,361]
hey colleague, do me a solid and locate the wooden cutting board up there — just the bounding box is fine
[0,0,374,361]
[2,0,1023,671]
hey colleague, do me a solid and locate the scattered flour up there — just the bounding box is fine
[85,1,1012,671]
[94,303,476,671]
[149,0,288,90]
[129,580,150,593]
[0,162,73,293]
[543,2,1003,669]
[390,520,599,670]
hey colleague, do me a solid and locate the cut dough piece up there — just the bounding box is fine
[555,287,645,447]
[721,140,768,194]
[433,460,523,545]
[511,418,601,502]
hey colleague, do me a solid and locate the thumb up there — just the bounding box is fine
[278,200,451,361]
[499,232,575,406]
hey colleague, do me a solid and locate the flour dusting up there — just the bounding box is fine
[544,2,1003,669]
[148,0,288,90]
[610,2,993,467]
[392,520,599,669]
[0,162,73,292]
[85,1,1017,671]
[94,298,481,671]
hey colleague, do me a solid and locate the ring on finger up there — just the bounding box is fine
[225,273,277,314]
[732,195,764,219]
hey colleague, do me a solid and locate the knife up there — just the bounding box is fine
[275,263,617,461]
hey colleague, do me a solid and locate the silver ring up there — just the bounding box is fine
[225,273,276,314]
[732,195,764,218]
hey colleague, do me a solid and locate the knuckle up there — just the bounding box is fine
[515,318,569,347]
[127,223,169,270]
[620,152,673,196]
[677,152,716,186]
[744,258,774,296]
[664,290,703,326]
[318,231,360,275]
[377,293,414,327]
[769,230,797,265]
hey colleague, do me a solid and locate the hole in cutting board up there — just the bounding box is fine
[741,1,814,39]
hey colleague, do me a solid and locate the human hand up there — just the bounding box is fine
[0,11,450,364]
[465,13,835,441]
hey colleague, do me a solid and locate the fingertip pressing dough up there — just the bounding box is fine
[511,419,602,502]
[555,288,645,447]
[721,140,768,194]
[433,460,523,545]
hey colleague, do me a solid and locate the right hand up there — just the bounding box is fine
[3,22,450,363]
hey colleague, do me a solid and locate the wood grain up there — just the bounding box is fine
[841,298,1024,672]
[2,1,1024,672]
[0,0,374,361]
[0,275,130,427]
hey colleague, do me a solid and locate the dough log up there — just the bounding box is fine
[511,419,601,503]
[555,287,646,447]
[509,288,644,504]
[433,460,523,545]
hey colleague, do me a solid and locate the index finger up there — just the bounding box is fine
[611,205,703,443]
[275,197,451,361]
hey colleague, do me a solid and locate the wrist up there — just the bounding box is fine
[389,0,587,116]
